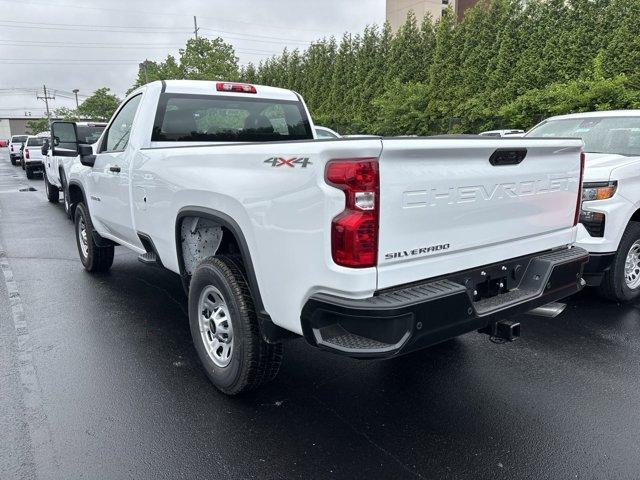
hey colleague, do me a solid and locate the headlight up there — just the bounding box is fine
[582,181,617,201]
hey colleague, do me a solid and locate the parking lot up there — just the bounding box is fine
[1,147,640,480]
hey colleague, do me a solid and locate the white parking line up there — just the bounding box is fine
[0,233,59,478]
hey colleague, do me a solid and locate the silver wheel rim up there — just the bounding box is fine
[198,285,234,368]
[78,216,89,259]
[624,241,640,289]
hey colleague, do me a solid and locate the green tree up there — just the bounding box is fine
[77,88,121,121]
[26,117,49,135]
[53,107,79,121]
[180,37,239,81]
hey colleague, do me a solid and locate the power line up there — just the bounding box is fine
[0,40,282,55]
[0,0,333,34]
[0,21,315,45]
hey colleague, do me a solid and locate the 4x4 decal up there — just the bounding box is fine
[264,157,312,168]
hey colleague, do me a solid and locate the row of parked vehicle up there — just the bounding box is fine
[6,79,640,396]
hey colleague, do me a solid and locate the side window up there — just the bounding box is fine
[102,94,142,153]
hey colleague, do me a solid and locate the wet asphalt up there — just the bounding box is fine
[2,149,640,480]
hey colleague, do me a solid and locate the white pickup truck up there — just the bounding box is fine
[52,80,588,394]
[527,111,640,302]
[42,122,106,212]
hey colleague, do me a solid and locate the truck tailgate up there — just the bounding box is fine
[377,137,584,289]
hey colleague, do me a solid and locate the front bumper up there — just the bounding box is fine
[301,247,589,358]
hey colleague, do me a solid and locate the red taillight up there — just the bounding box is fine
[25,149,30,159]
[216,82,257,94]
[574,151,586,226]
[325,159,379,268]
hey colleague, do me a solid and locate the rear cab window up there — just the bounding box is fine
[26,137,45,146]
[151,94,313,143]
[12,135,28,143]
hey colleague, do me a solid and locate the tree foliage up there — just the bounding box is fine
[127,1,640,134]
[77,88,121,121]
[26,118,49,135]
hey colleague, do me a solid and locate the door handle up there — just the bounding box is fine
[109,165,121,173]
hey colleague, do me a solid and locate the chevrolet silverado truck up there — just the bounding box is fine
[42,122,106,212]
[53,80,588,395]
[9,134,28,165]
[527,110,640,302]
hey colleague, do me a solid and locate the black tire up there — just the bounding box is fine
[21,157,25,170]
[188,256,283,395]
[74,202,114,273]
[61,175,72,219]
[25,167,34,179]
[44,171,59,203]
[598,222,640,303]
[10,156,16,166]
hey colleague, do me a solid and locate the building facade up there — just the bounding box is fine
[386,0,479,31]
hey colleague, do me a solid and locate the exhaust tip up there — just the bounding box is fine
[527,302,566,318]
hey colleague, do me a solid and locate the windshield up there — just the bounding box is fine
[12,135,28,143]
[152,94,313,142]
[26,137,45,146]
[77,125,105,144]
[527,116,640,156]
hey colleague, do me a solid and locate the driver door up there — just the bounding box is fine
[88,94,143,245]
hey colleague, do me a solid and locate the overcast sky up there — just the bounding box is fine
[0,0,385,118]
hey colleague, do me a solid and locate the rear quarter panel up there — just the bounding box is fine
[132,139,382,334]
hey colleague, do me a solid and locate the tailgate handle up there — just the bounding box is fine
[489,148,527,166]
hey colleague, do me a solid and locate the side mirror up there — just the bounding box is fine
[51,121,79,157]
[79,144,96,167]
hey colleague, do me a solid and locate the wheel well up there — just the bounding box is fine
[68,183,84,206]
[630,209,640,223]
[178,216,242,277]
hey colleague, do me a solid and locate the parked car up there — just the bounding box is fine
[42,122,106,212]
[315,126,341,139]
[527,110,640,302]
[0,139,7,148]
[9,135,28,165]
[21,135,48,179]
[55,80,587,395]
[479,129,525,137]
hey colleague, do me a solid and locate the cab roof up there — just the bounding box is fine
[161,80,300,102]
[545,110,640,121]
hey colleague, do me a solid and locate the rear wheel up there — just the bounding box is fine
[74,202,114,273]
[44,171,59,203]
[25,167,34,179]
[188,256,283,395]
[598,222,640,303]
[10,156,16,166]
[21,157,25,170]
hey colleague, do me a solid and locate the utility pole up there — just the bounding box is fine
[193,15,199,39]
[36,85,55,121]
[72,89,79,108]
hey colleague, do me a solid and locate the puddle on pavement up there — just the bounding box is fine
[18,187,37,192]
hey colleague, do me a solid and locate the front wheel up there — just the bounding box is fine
[188,256,283,395]
[44,171,59,203]
[74,202,114,273]
[599,222,640,303]
[61,175,72,219]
